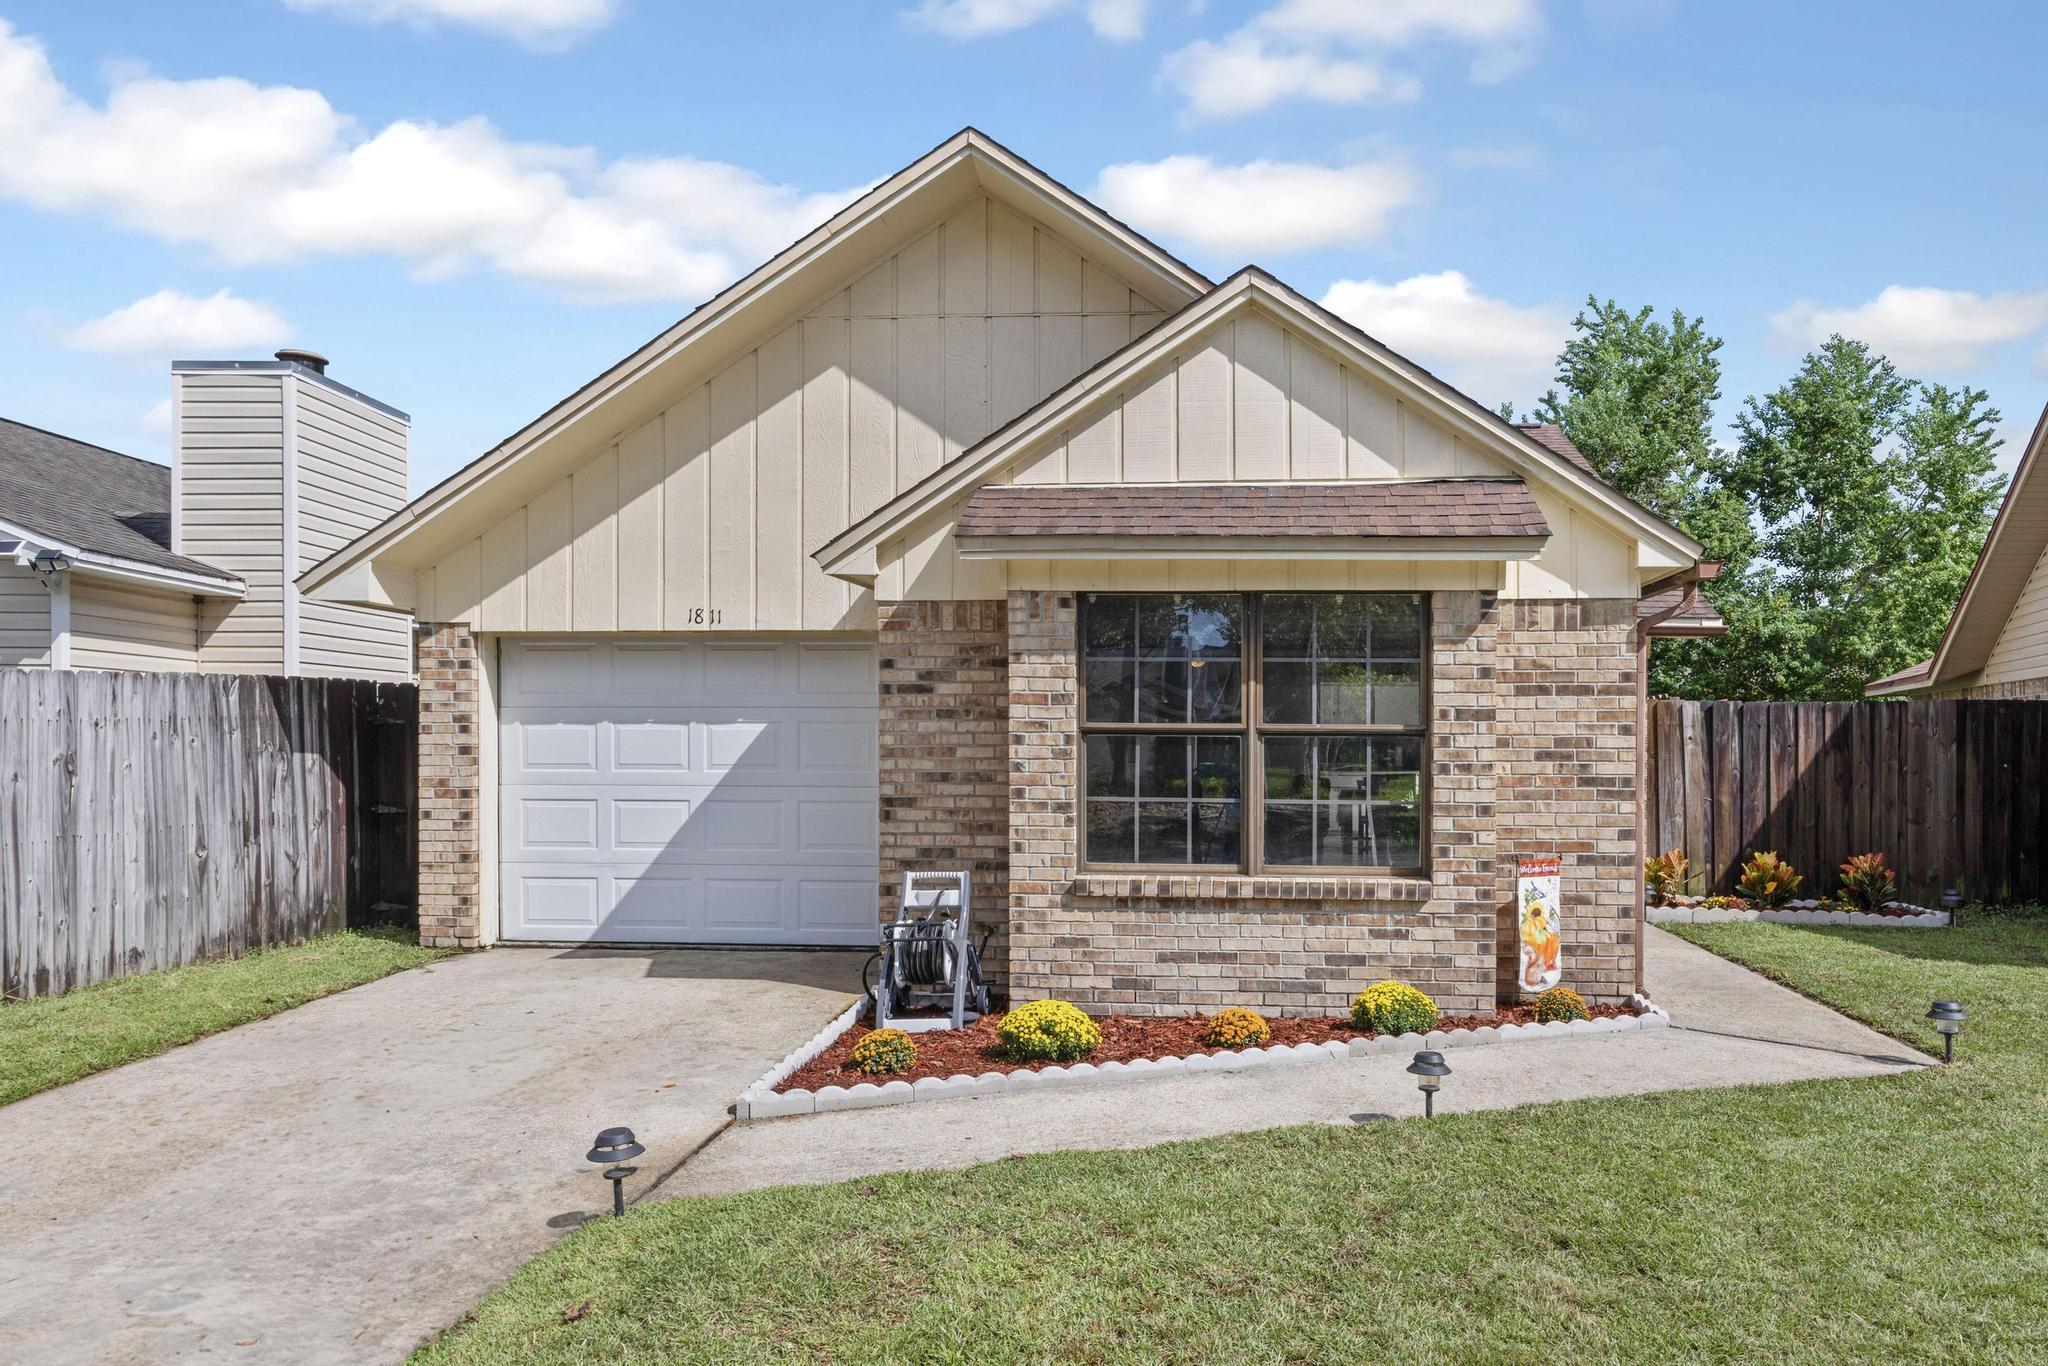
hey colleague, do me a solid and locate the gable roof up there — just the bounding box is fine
[1867,403,2048,697]
[0,417,243,592]
[298,127,1212,606]
[815,268,1705,582]
[1514,422,1601,479]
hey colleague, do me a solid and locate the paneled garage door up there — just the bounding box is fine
[498,638,879,945]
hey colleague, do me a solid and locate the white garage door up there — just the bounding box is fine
[498,638,879,945]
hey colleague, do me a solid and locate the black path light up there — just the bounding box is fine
[1406,1050,1451,1118]
[1926,1001,1967,1063]
[1940,888,1964,914]
[587,1126,645,1217]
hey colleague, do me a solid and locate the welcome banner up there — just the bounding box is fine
[1517,855,1562,992]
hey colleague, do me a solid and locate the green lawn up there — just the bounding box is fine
[419,917,2048,1365]
[1,925,451,1105]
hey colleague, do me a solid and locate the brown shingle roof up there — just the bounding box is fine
[1514,422,1601,479]
[957,479,1549,540]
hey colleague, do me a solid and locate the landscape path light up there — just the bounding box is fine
[1406,1050,1451,1118]
[1940,888,1964,914]
[1926,1001,1966,1063]
[586,1126,645,1217]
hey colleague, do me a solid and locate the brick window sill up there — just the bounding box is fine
[1068,873,1434,904]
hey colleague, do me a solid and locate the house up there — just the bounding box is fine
[303,130,1716,1014]
[1869,404,2048,700]
[0,350,412,680]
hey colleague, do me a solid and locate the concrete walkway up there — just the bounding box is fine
[0,946,861,1365]
[666,928,1929,1200]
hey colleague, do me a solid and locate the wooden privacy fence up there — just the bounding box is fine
[1646,698,2048,904]
[0,669,417,1000]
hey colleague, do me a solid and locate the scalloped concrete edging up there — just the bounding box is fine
[735,994,1673,1122]
[1648,901,1948,928]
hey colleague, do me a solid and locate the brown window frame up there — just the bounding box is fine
[1077,591,1432,877]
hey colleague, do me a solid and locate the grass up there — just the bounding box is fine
[1,925,451,1105]
[418,919,2048,1365]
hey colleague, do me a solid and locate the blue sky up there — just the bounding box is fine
[1,0,2044,491]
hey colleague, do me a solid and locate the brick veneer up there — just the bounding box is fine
[878,601,1012,986]
[1937,677,2048,699]
[417,623,483,948]
[1002,588,1640,1014]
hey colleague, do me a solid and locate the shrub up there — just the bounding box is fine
[997,1000,1102,1062]
[1533,986,1590,1023]
[1643,848,1694,904]
[1203,1007,1271,1049]
[1737,851,1803,907]
[1350,980,1439,1036]
[1838,852,1898,911]
[1700,894,1747,910]
[849,1028,917,1076]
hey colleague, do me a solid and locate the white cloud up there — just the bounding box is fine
[67,289,292,358]
[0,20,863,304]
[909,0,1147,40]
[1162,0,1540,119]
[1093,155,1421,256]
[1769,285,2048,373]
[1321,271,1569,407]
[281,0,617,47]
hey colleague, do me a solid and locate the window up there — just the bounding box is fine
[1080,592,1427,872]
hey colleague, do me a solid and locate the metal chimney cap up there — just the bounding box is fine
[275,347,329,374]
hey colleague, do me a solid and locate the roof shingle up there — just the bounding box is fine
[957,479,1550,540]
[0,417,234,581]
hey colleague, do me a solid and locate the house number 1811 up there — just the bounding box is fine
[686,608,723,626]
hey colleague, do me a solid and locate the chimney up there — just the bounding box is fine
[171,351,413,678]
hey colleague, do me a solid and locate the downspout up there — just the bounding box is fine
[1634,563,1720,993]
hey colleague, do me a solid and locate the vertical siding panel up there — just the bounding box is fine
[1014,438,1067,485]
[1037,233,1083,314]
[525,480,573,630]
[1066,407,1120,483]
[709,355,757,626]
[895,227,942,316]
[989,205,1035,314]
[943,315,990,462]
[437,539,482,625]
[1404,404,1458,476]
[802,316,852,628]
[990,316,1039,430]
[755,323,806,628]
[896,316,944,489]
[850,257,894,318]
[1345,368,1402,478]
[1178,331,1234,482]
[662,385,711,628]
[1121,369,1176,482]
[1037,314,1085,396]
[616,416,665,630]
[570,445,619,630]
[1082,312,1129,367]
[850,317,897,518]
[941,197,987,316]
[1233,313,1288,479]
[1081,260,1131,314]
[1289,336,1344,479]
[479,507,527,630]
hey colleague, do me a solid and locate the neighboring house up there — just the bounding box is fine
[0,350,413,680]
[304,130,1716,1013]
[1869,404,2048,700]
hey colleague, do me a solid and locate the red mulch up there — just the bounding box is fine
[777,1001,1641,1093]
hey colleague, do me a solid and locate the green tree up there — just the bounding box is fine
[1533,298,1724,520]
[1679,339,2004,700]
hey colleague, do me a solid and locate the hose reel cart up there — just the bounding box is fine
[868,870,992,1032]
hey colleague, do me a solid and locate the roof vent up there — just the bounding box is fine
[275,347,329,375]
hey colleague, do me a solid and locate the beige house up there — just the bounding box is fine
[0,351,411,680]
[1870,404,2048,700]
[305,130,1715,1012]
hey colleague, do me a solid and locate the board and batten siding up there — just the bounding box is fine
[175,370,287,673]
[414,194,1168,632]
[878,306,1638,603]
[1974,539,2048,687]
[293,382,413,681]
[68,580,200,672]
[0,558,52,665]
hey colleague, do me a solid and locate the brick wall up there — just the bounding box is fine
[999,588,1640,1014]
[416,623,483,948]
[1936,676,2048,700]
[878,601,1011,984]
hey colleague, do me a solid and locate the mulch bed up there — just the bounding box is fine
[777,1001,1641,1093]
[1672,902,1933,918]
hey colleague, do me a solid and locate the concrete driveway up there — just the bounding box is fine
[0,946,861,1365]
